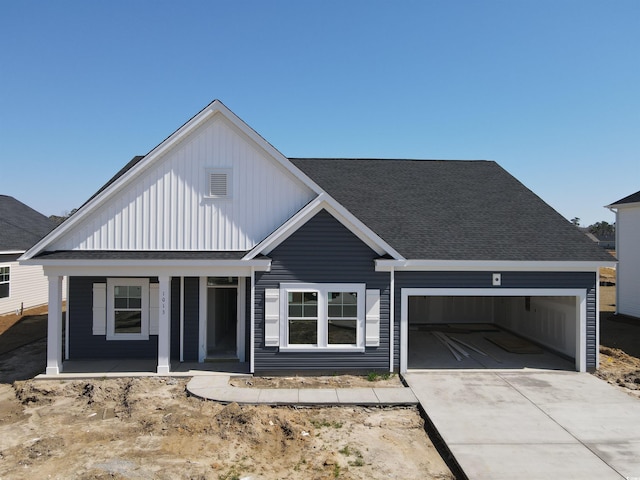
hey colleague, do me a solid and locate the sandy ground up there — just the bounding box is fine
[0,308,453,480]
[0,377,455,480]
[595,285,640,398]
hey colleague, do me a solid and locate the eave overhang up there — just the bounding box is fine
[20,257,271,277]
[375,259,616,272]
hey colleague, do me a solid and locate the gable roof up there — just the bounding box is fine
[22,100,323,260]
[0,195,55,252]
[244,193,403,260]
[291,159,613,262]
[608,189,640,207]
[19,101,614,266]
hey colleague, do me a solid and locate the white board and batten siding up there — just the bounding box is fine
[617,205,640,318]
[0,262,67,315]
[49,114,316,252]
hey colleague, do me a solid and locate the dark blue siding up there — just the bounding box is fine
[68,276,158,359]
[182,277,200,361]
[394,271,598,370]
[170,278,180,360]
[245,277,251,365]
[254,210,391,373]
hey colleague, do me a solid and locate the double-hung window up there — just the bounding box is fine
[0,266,9,298]
[106,278,149,340]
[287,291,318,344]
[280,283,365,351]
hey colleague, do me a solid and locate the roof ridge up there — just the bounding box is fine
[290,158,493,162]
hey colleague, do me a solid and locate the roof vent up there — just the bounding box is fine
[206,168,232,198]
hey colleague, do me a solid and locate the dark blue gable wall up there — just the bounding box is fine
[394,271,598,370]
[254,210,390,373]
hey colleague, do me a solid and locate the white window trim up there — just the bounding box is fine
[0,265,10,299]
[279,283,365,352]
[204,167,232,199]
[106,278,150,341]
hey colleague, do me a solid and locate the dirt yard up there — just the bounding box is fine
[0,308,454,480]
[0,377,455,480]
[594,284,640,398]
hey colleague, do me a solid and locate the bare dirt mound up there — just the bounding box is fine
[0,377,454,479]
[595,346,640,399]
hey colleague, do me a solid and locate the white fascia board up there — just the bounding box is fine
[21,100,324,260]
[375,259,615,272]
[39,259,271,278]
[2,250,26,255]
[243,193,404,260]
[607,201,640,210]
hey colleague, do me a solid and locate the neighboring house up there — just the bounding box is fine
[20,100,614,376]
[582,230,616,250]
[607,191,640,319]
[0,195,59,315]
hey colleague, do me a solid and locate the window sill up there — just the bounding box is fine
[278,346,365,353]
[106,334,150,341]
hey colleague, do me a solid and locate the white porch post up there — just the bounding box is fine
[46,275,63,375]
[157,276,171,374]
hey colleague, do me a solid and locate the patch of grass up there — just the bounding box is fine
[218,468,240,480]
[367,371,394,382]
[311,418,343,429]
[294,456,307,471]
[339,444,365,467]
[333,463,341,478]
[367,372,379,382]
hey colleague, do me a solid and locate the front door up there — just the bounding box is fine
[206,277,238,359]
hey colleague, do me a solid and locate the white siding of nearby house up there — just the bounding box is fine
[617,204,640,318]
[0,262,67,316]
[48,114,316,252]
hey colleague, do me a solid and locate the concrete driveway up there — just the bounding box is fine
[404,371,640,480]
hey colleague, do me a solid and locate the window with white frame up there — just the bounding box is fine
[0,266,9,298]
[106,278,149,340]
[281,284,365,350]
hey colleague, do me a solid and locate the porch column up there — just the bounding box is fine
[157,275,171,374]
[46,275,63,375]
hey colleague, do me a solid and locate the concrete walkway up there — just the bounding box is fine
[186,375,419,406]
[404,371,640,480]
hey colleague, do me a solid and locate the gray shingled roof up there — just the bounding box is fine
[0,195,55,251]
[291,159,613,262]
[609,190,640,206]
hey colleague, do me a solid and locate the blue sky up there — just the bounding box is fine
[1,1,638,227]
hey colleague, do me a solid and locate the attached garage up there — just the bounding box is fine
[394,271,598,374]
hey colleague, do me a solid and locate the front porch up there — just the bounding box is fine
[41,257,271,376]
[36,358,251,379]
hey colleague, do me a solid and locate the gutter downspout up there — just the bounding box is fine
[606,205,620,315]
[250,267,255,374]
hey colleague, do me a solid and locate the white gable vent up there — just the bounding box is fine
[205,168,232,198]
